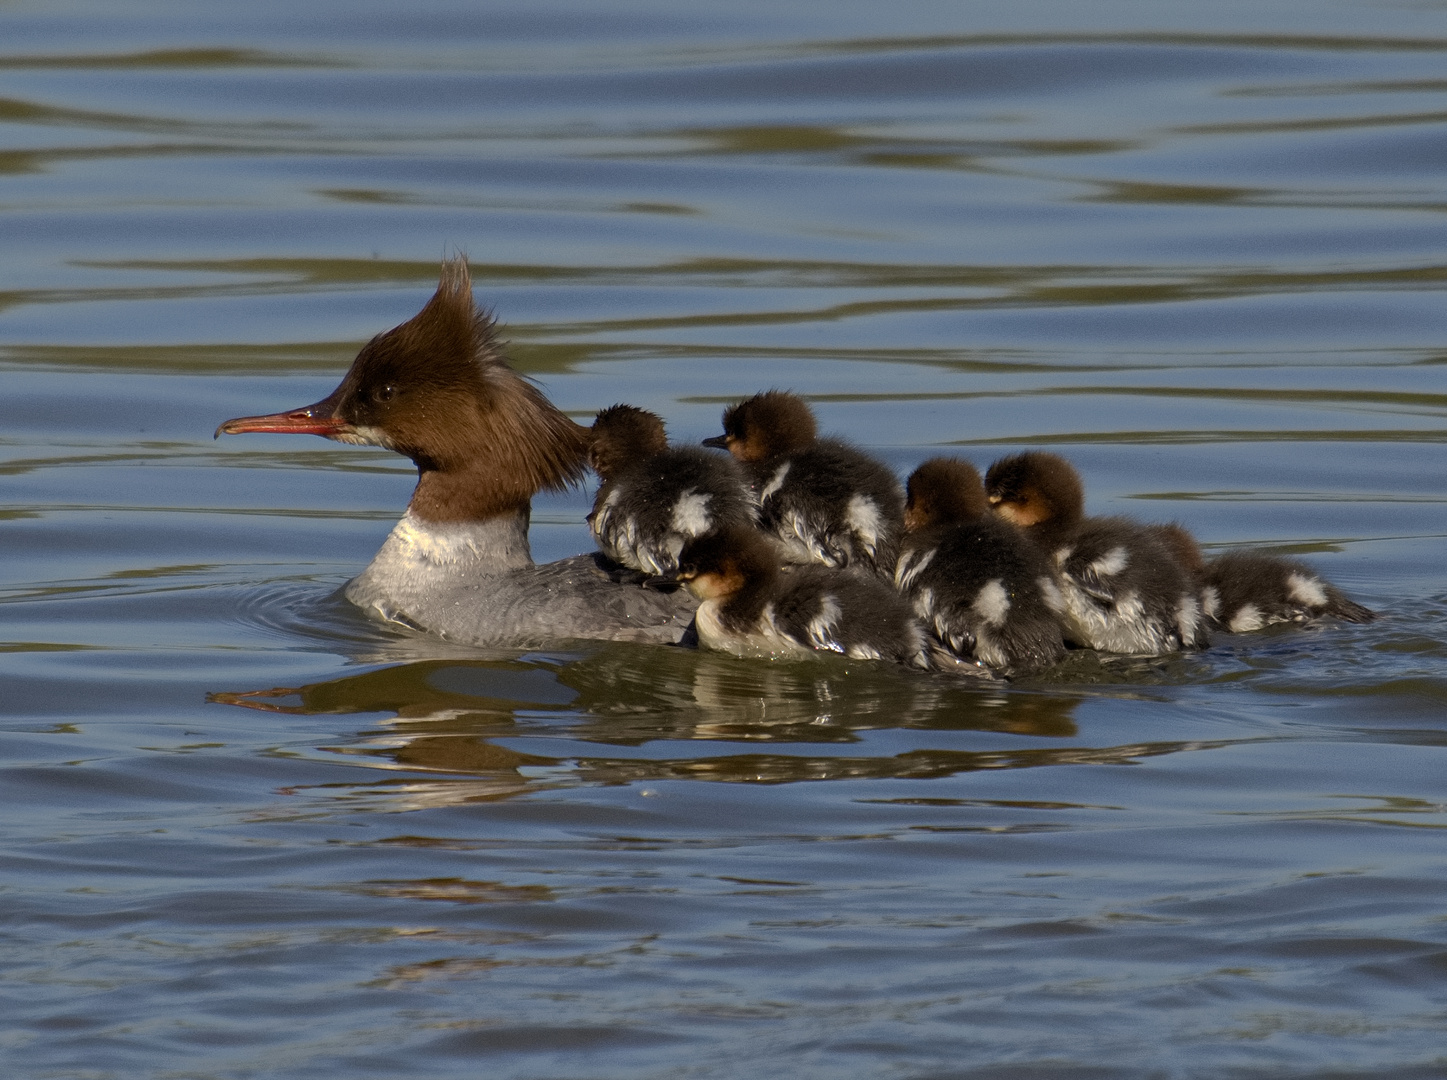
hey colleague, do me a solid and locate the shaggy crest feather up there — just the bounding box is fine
[368,257,590,519]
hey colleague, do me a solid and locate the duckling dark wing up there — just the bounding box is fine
[897,519,1066,675]
[1206,552,1375,631]
[751,440,904,575]
[770,566,928,667]
[592,448,757,575]
[1053,518,1207,653]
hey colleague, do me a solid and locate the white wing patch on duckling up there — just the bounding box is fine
[1038,576,1065,614]
[1176,595,1202,646]
[911,586,936,622]
[972,579,1011,628]
[760,462,791,502]
[805,595,845,653]
[1201,584,1220,622]
[845,494,882,555]
[894,547,936,591]
[1286,571,1328,609]
[1089,546,1129,579]
[642,535,685,576]
[1228,603,1266,633]
[669,489,713,537]
[775,510,837,566]
[1058,580,1176,655]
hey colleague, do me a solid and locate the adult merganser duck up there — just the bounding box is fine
[1204,550,1376,632]
[588,404,757,578]
[675,524,930,667]
[703,390,904,577]
[216,257,698,647]
[983,451,1208,656]
[896,457,1067,675]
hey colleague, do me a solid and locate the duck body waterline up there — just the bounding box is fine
[343,510,698,646]
[218,258,698,648]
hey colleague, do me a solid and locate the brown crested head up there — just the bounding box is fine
[983,451,1085,531]
[707,390,817,462]
[904,457,987,532]
[675,524,778,601]
[218,257,590,521]
[590,404,668,481]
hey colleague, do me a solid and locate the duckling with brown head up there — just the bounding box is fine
[704,390,904,577]
[677,524,929,667]
[897,457,1067,675]
[984,451,1208,656]
[588,404,757,577]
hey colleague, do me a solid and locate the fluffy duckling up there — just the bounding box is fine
[1145,520,1224,627]
[896,458,1067,675]
[1205,550,1376,632]
[984,451,1208,655]
[1145,520,1376,632]
[675,524,930,667]
[703,391,904,577]
[588,404,758,577]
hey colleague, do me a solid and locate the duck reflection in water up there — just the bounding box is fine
[194,647,1280,818]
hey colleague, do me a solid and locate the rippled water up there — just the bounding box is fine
[4,1,1447,1076]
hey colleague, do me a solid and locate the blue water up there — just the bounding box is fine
[3,2,1447,1076]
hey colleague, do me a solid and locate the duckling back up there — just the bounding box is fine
[707,391,904,577]
[591,446,758,576]
[897,516,1067,675]
[985,452,1208,656]
[1205,551,1376,632]
[750,439,905,576]
[766,563,930,667]
[1049,516,1209,655]
[897,457,1065,675]
[678,525,928,668]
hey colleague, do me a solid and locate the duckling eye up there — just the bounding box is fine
[374,385,396,404]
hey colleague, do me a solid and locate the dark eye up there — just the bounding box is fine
[374,385,395,404]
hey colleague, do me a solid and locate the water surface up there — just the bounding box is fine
[3,1,1447,1076]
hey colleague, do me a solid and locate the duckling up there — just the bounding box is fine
[1205,550,1376,632]
[588,404,758,578]
[703,390,904,577]
[984,451,1208,655]
[1145,520,1376,632]
[1145,520,1224,628]
[675,524,930,668]
[896,457,1067,675]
